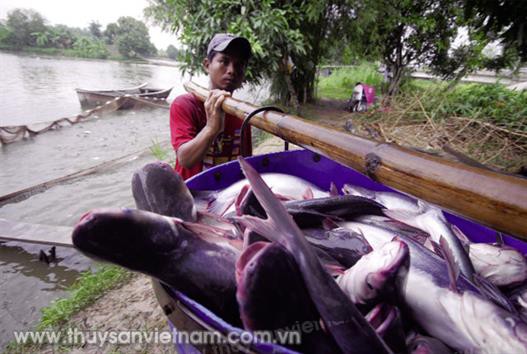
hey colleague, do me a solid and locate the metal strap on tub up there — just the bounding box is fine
[240,106,285,157]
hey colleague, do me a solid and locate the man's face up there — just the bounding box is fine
[204,50,247,92]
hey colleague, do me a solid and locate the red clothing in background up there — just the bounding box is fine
[170,93,251,180]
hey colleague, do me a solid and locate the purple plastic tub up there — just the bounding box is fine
[154,149,526,353]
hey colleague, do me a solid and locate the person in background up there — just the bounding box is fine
[170,33,252,180]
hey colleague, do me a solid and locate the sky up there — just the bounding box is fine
[0,0,180,50]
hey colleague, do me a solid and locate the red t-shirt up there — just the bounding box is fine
[170,93,251,180]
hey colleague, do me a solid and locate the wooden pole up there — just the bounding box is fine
[184,81,527,240]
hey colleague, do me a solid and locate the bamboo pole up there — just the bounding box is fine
[184,81,527,240]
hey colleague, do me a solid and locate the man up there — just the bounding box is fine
[170,33,252,179]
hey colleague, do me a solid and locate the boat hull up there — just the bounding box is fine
[75,84,172,110]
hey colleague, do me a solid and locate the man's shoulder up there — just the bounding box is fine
[171,93,201,108]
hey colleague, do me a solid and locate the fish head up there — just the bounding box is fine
[72,208,184,273]
[469,243,527,287]
[366,240,409,292]
[407,335,452,354]
[345,240,408,304]
[132,161,197,221]
[236,241,324,336]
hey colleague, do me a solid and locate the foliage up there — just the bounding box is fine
[145,0,357,105]
[5,8,47,47]
[88,21,102,39]
[104,22,120,44]
[4,265,132,352]
[351,0,467,96]
[439,84,527,128]
[37,265,132,331]
[72,36,109,58]
[166,44,181,60]
[105,17,157,58]
[317,63,384,100]
[464,0,527,66]
[0,9,156,60]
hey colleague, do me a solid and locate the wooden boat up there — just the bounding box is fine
[75,82,172,110]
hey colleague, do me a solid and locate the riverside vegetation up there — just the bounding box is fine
[315,64,527,173]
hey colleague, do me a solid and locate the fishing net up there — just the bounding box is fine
[0,96,125,145]
[0,95,169,145]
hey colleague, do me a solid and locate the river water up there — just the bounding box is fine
[0,51,267,349]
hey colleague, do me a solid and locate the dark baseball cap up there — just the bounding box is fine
[207,33,252,60]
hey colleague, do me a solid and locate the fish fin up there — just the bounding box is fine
[416,199,434,214]
[418,200,448,221]
[180,220,242,250]
[322,218,340,230]
[272,192,296,201]
[473,273,518,313]
[324,263,346,276]
[235,184,251,216]
[496,232,505,246]
[236,158,310,253]
[437,236,460,293]
[329,182,339,197]
[303,187,314,200]
[233,214,281,244]
[342,184,375,198]
[428,238,443,256]
[450,224,471,252]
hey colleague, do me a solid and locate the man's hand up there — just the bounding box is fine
[203,89,231,137]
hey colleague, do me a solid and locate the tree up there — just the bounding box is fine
[104,17,157,58]
[145,0,356,107]
[73,37,109,58]
[31,31,49,47]
[350,0,468,96]
[89,21,102,39]
[463,0,527,68]
[5,8,47,47]
[104,23,120,44]
[166,44,179,60]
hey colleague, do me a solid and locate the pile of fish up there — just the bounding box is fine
[72,159,527,353]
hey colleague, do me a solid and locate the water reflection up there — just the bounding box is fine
[0,242,86,291]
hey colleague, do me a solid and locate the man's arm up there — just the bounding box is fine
[176,89,230,169]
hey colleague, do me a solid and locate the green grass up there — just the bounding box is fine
[317,63,384,100]
[149,139,175,166]
[4,265,133,352]
[150,139,170,161]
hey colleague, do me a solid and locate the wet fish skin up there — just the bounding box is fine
[383,202,475,282]
[240,194,385,228]
[235,158,392,354]
[304,227,372,268]
[339,221,527,353]
[469,242,527,287]
[343,185,419,212]
[72,208,241,326]
[131,161,197,221]
[193,173,328,216]
[236,242,340,353]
